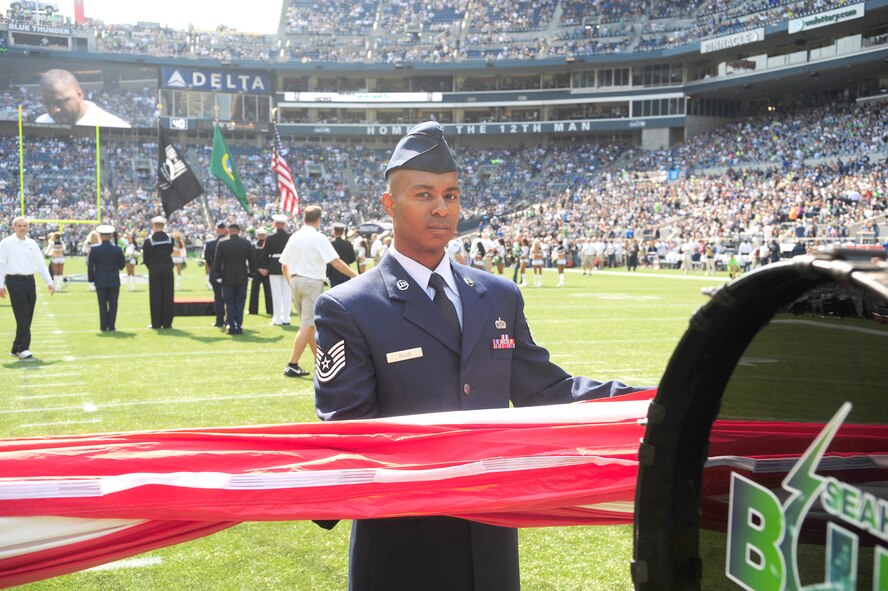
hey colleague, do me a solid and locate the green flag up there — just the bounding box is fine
[210,125,252,215]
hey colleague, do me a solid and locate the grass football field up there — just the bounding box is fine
[1,258,725,590]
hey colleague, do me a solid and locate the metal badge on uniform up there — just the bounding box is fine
[386,347,423,364]
[495,317,506,330]
[464,277,474,287]
[315,340,346,383]
[492,334,516,350]
[396,279,409,291]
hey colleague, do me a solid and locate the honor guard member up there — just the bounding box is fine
[141,216,175,329]
[0,217,55,359]
[248,227,273,316]
[313,121,643,591]
[327,223,356,288]
[264,214,292,325]
[87,224,126,332]
[213,223,256,335]
[203,222,228,328]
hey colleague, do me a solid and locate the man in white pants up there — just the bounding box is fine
[263,214,293,325]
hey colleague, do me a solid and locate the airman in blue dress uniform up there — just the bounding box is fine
[313,121,641,591]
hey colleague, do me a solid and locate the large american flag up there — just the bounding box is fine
[272,124,299,214]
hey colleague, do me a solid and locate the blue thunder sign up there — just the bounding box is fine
[160,67,271,95]
[726,403,888,591]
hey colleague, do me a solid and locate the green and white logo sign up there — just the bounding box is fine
[726,403,888,590]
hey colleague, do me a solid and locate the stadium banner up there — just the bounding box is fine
[700,28,764,54]
[788,3,864,34]
[277,117,684,137]
[160,67,272,95]
[7,23,73,36]
[283,91,443,103]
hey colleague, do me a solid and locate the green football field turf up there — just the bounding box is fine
[1,258,725,590]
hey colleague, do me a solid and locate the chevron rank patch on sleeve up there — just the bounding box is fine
[316,340,346,383]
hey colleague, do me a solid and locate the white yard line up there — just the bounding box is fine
[16,393,91,400]
[20,418,102,428]
[87,557,163,571]
[66,348,291,362]
[0,391,306,415]
[15,382,82,389]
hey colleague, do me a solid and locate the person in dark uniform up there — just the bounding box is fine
[203,222,228,328]
[327,223,356,288]
[264,214,292,326]
[248,227,273,316]
[87,224,125,332]
[141,216,175,329]
[213,223,256,335]
[313,121,643,591]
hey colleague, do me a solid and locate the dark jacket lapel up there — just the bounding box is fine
[378,255,460,354]
[451,265,489,364]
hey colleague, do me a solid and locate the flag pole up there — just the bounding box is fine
[18,106,24,217]
[95,122,101,223]
[214,105,221,207]
[156,103,162,215]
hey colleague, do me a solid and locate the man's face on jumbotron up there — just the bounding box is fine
[40,80,87,125]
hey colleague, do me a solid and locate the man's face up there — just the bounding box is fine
[13,219,29,239]
[41,81,86,125]
[382,169,460,265]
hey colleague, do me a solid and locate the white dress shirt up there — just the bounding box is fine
[36,101,131,128]
[387,243,463,329]
[0,234,54,288]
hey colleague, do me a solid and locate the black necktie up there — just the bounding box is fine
[428,272,461,343]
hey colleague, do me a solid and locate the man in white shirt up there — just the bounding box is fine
[369,233,385,266]
[0,217,55,359]
[279,206,357,377]
[35,69,131,128]
[446,232,465,265]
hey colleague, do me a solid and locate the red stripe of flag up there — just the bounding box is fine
[272,125,299,214]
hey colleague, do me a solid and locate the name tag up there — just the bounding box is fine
[386,347,423,364]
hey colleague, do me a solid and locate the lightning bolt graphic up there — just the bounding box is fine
[780,402,853,591]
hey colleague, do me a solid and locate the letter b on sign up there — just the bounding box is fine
[727,473,785,591]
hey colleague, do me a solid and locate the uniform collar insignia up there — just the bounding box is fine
[464,276,474,287]
[396,279,409,291]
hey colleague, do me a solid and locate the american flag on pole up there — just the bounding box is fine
[272,123,299,214]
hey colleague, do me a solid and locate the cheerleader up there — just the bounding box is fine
[44,232,66,291]
[553,239,568,287]
[531,237,544,287]
[171,232,187,289]
[82,230,100,291]
[124,234,140,291]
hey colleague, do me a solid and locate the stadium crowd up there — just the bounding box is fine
[1,99,884,274]
[3,0,871,64]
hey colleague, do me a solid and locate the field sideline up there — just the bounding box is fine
[1,257,726,590]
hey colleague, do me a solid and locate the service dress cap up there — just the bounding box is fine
[272,214,288,223]
[96,224,115,234]
[384,121,457,179]
[150,216,167,225]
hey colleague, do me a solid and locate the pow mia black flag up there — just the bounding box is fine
[157,127,204,217]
